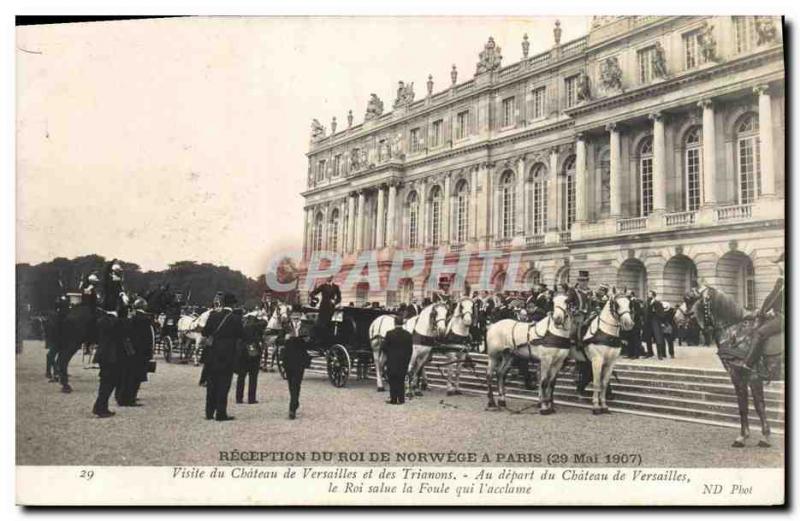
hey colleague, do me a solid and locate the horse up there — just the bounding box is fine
[673,294,700,346]
[693,287,781,448]
[55,301,100,393]
[439,298,476,396]
[177,308,212,364]
[367,314,396,392]
[484,293,575,413]
[582,292,635,414]
[403,302,450,397]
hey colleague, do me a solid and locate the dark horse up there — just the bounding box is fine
[56,287,172,393]
[693,287,782,448]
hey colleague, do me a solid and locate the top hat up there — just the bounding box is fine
[223,293,238,307]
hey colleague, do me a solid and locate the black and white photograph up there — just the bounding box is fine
[12,12,786,506]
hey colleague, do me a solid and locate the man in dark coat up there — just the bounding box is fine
[236,315,267,405]
[116,298,152,406]
[92,313,125,418]
[382,316,413,404]
[309,276,341,330]
[201,293,243,421]
[643,290,666,359]
[281,330,310,419]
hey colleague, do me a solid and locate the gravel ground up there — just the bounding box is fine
[16,341,783,468]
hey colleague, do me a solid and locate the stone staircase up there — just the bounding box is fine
[305,352,784,432]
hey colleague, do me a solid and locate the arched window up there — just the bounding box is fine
[327,209,340,251]
[598,149,611,216]
[684,126,703,211]
[454,180,469,244]
[499,171,515,239]
[312,212,324,251]
[407,191,419,249]
[429,185,443,246]
[736,112,761,204]
[563,155,576,229]
[529,164,548,235]
[638,137,654,216]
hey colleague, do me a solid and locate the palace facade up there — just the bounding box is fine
[299,16,785,309]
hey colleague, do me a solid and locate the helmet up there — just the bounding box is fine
[133,297,147,310]
[87,274,99,283]
[111,264,122,273]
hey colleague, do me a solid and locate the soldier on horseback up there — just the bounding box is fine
[735,252,784,373]
[102,261,129,316]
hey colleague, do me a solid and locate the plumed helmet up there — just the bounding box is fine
[111,264,122,273]
[87,274,99,283]
[133,297,147,310]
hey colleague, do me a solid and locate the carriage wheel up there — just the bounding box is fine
[163,336,173,363]
[275,345,288,380]
[326,344,351,388]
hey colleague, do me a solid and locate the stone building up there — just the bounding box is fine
[299,16,784,309]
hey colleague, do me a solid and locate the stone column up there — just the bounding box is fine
[303,207,312,260]
[477,163,490,244]
[355,190,365,252]
[339,199,346,254]
[470,167,478,241]
[442,173,451,244]
[419,181,428,247]
[755,85,776,197]
[386,182,397,248]
[575,134,588,222]
[515,156,526,235]
[698,100,717,206]
[375,185,386,248]
[321,204,329,250]
[607,123,622,217]
[548,147,560,232]
[346,193,356,253]
[650,112,667,212]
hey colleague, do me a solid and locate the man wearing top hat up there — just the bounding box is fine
[201,293,243,421]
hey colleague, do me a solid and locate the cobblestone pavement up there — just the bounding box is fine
[16,341,783,468]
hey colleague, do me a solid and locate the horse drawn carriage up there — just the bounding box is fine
[274,306,389,388]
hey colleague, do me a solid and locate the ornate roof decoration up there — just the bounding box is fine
[310,118,325,141]
[476,37,502,74]
[364,93,384,121]
[393,81,415,108]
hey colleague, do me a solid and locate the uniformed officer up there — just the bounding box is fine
[382,315,413,404]
[309,276,342,332]
[281,325,311,419]
[92,311,125,418]
[201,293,244,421]
[738,252,784,371]
[102,261,129,316]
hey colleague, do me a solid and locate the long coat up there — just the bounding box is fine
[281,336,311,373]
[201,309,244,372]
[383,327,413,378]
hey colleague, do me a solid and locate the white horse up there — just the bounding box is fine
[177,308,212,365]
[582,292,634,414]
[404,302,450,397]
[440,298,475,396]
[368,314,396,392]
[485,293,574,413]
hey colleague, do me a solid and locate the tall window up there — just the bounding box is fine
[327,209,340,251]
[685,126,703,211]
[734,16,756,54]
[736,113,761,204]
[431,119,443,147]
[563,155,576,229]
[638,137,654,216]
[530,164,548,235]
[599,149,611,215]
[316,160,326,182]
[455,110,469,140]
[638,46,656,83]
[401,279,414,304]
[454,180,469,243]
[429,186,442,246]
[378,140,387,161]
[499,171,515,239]
[683,31,703,69]
[502,96,516,127]
[565,75,579,108]
[410,128,421,152]
[407,191,419,249]
[532,86,546,119]
[312,212,324,251]
[333,155,342,177]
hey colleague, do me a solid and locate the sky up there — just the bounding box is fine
[16,16,590,277]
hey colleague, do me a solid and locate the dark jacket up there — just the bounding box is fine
[383,327,413,377]
[94,314,124,366]
[759,277,784,317]
[310,283,342,325]
[281,336,311,372]
[202,309,244,371]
